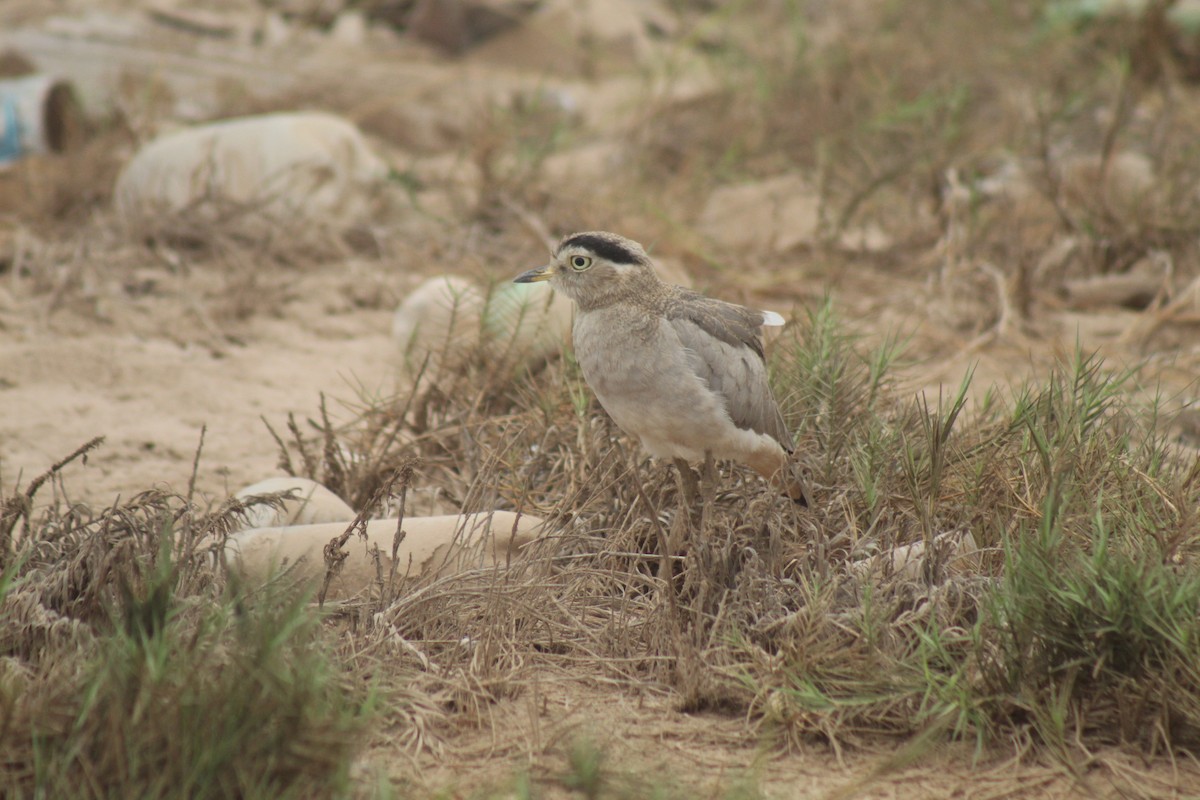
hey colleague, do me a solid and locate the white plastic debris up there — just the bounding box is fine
[226,512,546,599]
[115,111,388,231]
[234,476,354,530]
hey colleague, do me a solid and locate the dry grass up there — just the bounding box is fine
[5,1,1200,796]
[264,293,1199,772]
[0,437,375,798]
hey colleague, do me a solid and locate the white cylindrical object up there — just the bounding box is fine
[0,75,80,163]
[226,512,546,599]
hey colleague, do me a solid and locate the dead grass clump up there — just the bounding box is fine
[273,292,1200,762]
[1,182,390,341]
[636,3,1044,226]
[0,101,408,340]
[0,440,373,798]
[118,174,375,270]
[624,3,1200,344]
[0,126,128,231]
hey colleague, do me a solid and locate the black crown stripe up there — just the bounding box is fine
[559,234,643,266]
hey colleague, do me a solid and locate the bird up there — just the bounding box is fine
[514,231,805,505]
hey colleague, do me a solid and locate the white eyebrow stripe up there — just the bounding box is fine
[761,310,785,326]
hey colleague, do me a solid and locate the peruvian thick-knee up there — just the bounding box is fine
[514,231,805,503]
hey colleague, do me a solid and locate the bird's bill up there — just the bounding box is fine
[513,264,555,283]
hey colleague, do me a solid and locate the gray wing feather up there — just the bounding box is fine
[667,288,766,356]
[665,290,793,450]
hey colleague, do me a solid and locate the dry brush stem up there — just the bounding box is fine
[319,457,419,608]
[0,436,105,561]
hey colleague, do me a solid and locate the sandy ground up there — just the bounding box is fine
[3,223,1197,800]
[386,681,1200,798]
[2,309,395,506]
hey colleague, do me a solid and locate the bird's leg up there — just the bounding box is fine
[700,450,716,499]
[670,457,702,556]
[673,457,701,514]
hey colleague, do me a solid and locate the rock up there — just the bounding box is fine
[0,51,36,78]
[484,281,572,359]
[392,275,488,373]
[406,0,535,53]
[698,174,821,254]
[43,11,148,42]
[1061,250,1172,312]
[541,140,625,185]
[853,531,980,582]
[392,273,576,374]
[226,511,546,599]
[328,11,368,48]
[468,0,674,74]
[1033,236,1083,285]
[114,111,388,233]
[145,4,240,39]
[234,476,354,530]
[1062,271,1164,310]
[977,151,1158,224]
[699,173,892,254]
[262,12,293,47]
[1059,151,1157,222]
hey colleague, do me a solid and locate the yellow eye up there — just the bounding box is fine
[569,255,592,271]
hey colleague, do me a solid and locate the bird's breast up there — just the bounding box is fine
[571,308,764,463]
[572,308,720,433]
[572,310,662,396]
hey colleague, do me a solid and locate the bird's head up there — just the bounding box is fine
[514,231,661,310]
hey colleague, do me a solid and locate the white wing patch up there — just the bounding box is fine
[760,310,785,327]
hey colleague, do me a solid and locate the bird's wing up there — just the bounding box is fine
[664,289,793,451]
